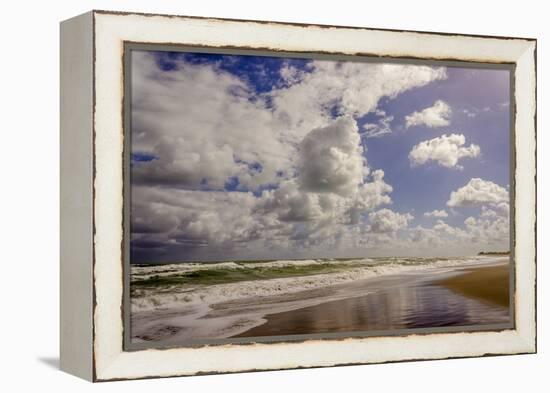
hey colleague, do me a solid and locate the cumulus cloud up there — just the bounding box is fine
[409,225,442,247]
[131,51,293,191]
[132,52,447,192]
[258,142,392,226]
[432,219,467,239]
[409,133,480,169]
[405,178,511,253]
[368,209,413,233]
[279,62,309,85]
[132,114,395,262]
[406,178,510,253]
[348,169,393,224]
[447,178,508,207]
[130,185,265,262]
[272,61,447,134]
[463,216,509,244]
[129,51,453,261]
[481,202,510,218]
[256,180,330,223]
[298,117,366,196]
[405,100,451,128]
[424,209,448,218]
[409,213,508,252]
[129,51,512,261]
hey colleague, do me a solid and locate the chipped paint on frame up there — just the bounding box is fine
[121,41,516,353]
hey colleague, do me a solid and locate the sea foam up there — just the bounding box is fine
[130,256,505,313]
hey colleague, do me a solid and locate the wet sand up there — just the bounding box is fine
[235,264,510,338]
[438,265,509,307]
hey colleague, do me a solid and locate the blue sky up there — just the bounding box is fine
[362,67,510,229]
[130,49,511,263]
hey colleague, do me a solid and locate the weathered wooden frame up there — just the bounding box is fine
[60,10,537,382]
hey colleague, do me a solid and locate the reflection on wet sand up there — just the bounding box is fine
[131,261,510,344]
[236,268,510,337]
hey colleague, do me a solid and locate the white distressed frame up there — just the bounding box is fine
[61,10,536,382]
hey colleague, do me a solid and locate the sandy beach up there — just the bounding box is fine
[438,265,509,307]
[236,263,510,338]
[130,256,511,344]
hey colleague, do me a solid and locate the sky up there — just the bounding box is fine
[130,49,511,264]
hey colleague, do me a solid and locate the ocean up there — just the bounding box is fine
[130,256,510,345]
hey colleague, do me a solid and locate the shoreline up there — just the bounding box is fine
[130,257,510,344]
[131,256,506,314]
[437,264,509,307]
[234,262,510,338]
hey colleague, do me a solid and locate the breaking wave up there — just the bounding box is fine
[130,256,506,313]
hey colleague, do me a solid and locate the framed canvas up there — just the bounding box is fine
[60,10,537,382]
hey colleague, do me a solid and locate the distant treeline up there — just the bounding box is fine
[477,251,510,256]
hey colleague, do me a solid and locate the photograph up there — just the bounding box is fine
[127,48,513,346]
[1,0,544,388]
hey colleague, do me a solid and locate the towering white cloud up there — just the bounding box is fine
[132,51,448,194]
[405,100,452,128]
[368,209,413,233]
[481,202,510,218]
[259,119,393,225]
[348,170,393,224]
[447,178,508,207]
[130,51,453,261]
[409,133,480,169]
[298,117,366,196]
[256,180,332,223]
